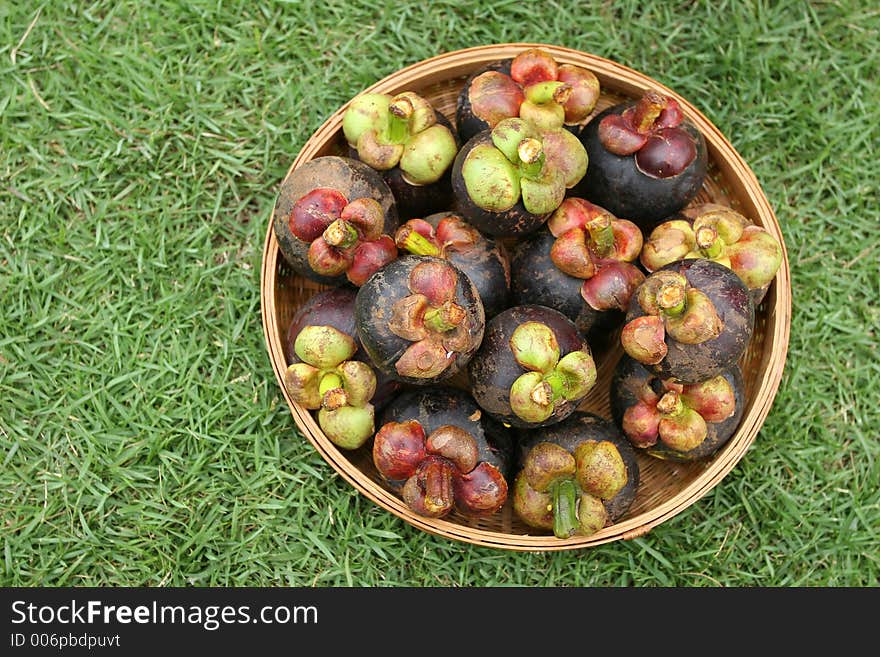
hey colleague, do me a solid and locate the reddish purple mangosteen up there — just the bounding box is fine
[342,90,459,219]
[641,203,783,306]
[511,197,645,344]
[574,90,708,230]
[284,287,400,411]
[456,47,600,143]
[373,387,512,519]
[272,156,399,286]
[394,211,510,318]
[610,355,745,462]
[513,412,639,538]
[467,305,597,429]
[355,255,485,385]
[620,258,754,384]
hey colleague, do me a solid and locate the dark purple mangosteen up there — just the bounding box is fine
[394,211,510,318]
[272,156,399,286]
[513,412,639,538]
[373,386,512,519]
[510,197,645,345]
[450,116,588,238]
[355,255,485,385]
[620,258,754,384]
[573,90,708,231]
[342,90,459,220]
[610,355,745,462]
[467,305,597,429]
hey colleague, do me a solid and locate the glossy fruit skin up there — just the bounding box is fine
[517,411,640,523]
[348,111,459,221]
[610,355,746,461]
[574,103,708,230]
[450,130,551,238]
[467,304,593,429]
[510,226,628,344]
[272,156,399,285]
[284,287,400,410]
[421,212,511,319]
[625,258,754,384]
[354,255,485,385]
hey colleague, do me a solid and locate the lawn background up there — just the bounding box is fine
[1,0,877,587]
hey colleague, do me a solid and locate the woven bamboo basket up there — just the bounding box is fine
[260,44,791,551]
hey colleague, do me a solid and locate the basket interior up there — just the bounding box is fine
[261,46,789,550]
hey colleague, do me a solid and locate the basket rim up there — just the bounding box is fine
[260,43,792,551]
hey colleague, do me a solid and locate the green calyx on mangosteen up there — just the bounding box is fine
[641,203,783,306]
[282,325,377,450]
[513,412,639,538]
[620,258,754,384]
[272,156,400,286]
[467,305,596,429]
[355,255,485,385]
[343,91,458,186]
[451,117,588,237]
[394,212,511,318]
[610,355,745,461]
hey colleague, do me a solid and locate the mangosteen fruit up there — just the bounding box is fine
[456,47,600,143]
[467,304,597,429]
[342,90,459,219]
[620,258,754,384]
[610,354,745,461]
[373,386,512,519]
[355,255,485,385]
[282,323,377,450]
[641,202,783,306]
[394,211,510,318]
[574,90,708,230]
[284,287,400,410]
[272,156,399,286]
[510,197,645,344]
[514,412,639,538]
[451,117,588,237]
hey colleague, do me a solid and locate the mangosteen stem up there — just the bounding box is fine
[631,91,665,133]
[319,372,348,410]
[424,302,465,332]
[422,459,454,515]
[551,478,580,539]
[530,372,567,407]
[397,226,441,257]
[387,97,413,143]
[586,215,615,258]
[657,281,687,317]
[656,390,684,417]
[323,219,359,249]
[696,225,723,259]
[517,138,545,179]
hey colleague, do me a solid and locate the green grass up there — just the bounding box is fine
[1,0,877,587]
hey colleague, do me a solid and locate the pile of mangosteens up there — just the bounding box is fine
[271,47,783,540]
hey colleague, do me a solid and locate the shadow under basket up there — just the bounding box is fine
[260,44,792,551]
